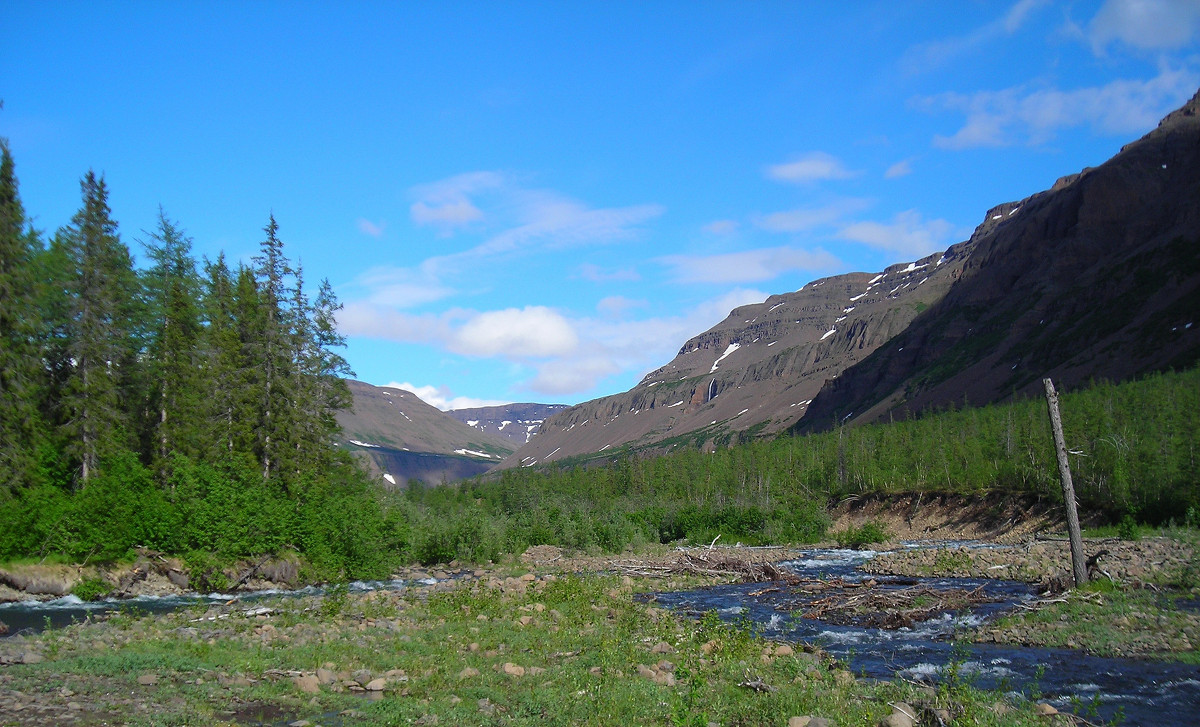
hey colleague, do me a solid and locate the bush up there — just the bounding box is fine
[834,520,889,549]
[71,576,110,601]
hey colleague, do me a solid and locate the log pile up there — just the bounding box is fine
[775,578,998,629]
[609,550,801,583]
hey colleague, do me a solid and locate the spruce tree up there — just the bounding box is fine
[0,139,46,490]
[251,214,294,482]
[55,171,140,484]
[139,209,203,477]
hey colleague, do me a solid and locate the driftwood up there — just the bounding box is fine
[776,579,998,630]
[610,551,800,584]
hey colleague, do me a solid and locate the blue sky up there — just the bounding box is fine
[4,1,1199,409]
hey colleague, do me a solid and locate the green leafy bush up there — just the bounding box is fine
[834,520,889,549]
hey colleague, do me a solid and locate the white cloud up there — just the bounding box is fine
[350,264,454,308]
[921,66,1200,149]
[382,382,510,411]
[753,199,870,233]
[885,159,915,179]
[357,218,386,237]
[519,287,770,396]
[408,171,503,232]
[837,210,961,257]
[1088,0,1200,53]
[527,358,622,396]
[450,306,578,358]
[766,152,857,183]
[410,199,484,228]
[659,246,840,284]
[468,193,664,257]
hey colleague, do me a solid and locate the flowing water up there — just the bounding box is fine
[646,546,1200,727]
[3,548,1198,725]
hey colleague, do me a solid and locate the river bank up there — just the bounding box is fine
[0,549,1059,727]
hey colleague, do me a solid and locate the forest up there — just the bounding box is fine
[2,139,1197,577]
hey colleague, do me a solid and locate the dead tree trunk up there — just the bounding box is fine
[1043,377,1088,587]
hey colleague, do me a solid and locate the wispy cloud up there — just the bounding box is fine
[1088,0,1200,53]
[919,65,1200,149]
[357,218,386,237]
[753,199,870,233]
[885,158,915,179]
[659,246,840,284]
[900,0,1051,75]
[836,210,962,257]
[766,152,858,184]
[348,263,454,309]
[577,263,641,283]
[408,171,503,233]
[382,382,510,411]
[703,219,740,235]
[343,289,772,398]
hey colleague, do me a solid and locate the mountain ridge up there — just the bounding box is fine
[495,88,1200,469]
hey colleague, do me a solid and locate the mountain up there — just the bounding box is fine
[497,248,973,468]
[497,88,1200,468]
[797,88,1200,431]
[447,403,568,447]
[336,380,515,486]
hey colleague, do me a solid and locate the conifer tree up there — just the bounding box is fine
[251,214,294,481]
[140,209,203,476]
[0,139,45,490]
[55,171,140,484]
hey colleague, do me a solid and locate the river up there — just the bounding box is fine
[3,547,1198,726]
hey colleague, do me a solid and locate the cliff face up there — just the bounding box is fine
[497,88,1200,467]
[497,243,972,468]
[797,88,1200,431]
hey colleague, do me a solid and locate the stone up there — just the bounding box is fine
[458,667,480,679]
[788,718,812,727]
[1035,703,1058,716]
[650,641,676,654]
[774,644,794,657]
[502,662,525,677]
[19,651,43,665]
[881,703,915,727]
[657,660,676,673]
[137,674,159,686]
[67,702,83,711]
[293,674,321,693]
[364,678,387,691]
[316,668,336,684]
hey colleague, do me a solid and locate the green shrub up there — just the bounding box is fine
[834,520,889,549]
[71,577,110,601]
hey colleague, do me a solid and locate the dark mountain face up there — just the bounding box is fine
[495,88,1200,468]
[336,380,515,486]
[446,403,568,447]
[797,88,1200,431]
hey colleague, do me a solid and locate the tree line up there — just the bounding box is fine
[0,140,405,576]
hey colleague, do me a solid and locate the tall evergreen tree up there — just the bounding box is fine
[252,214,294,481]
[139,209,203,476]
[0,139,46,490]
[55,171,140,484]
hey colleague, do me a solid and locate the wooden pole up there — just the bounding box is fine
[1043,378,1088,587]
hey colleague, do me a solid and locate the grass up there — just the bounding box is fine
[1,566,1052,726]
[981,579,1200,662]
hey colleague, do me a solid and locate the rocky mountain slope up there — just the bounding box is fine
[447,403,568,447]
[498,88,1200,468]
[797,88,1200,431]
[498,247,974,468]
[336,380,514,486]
